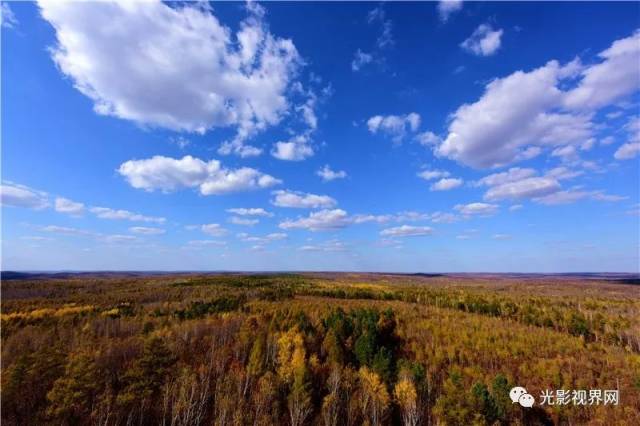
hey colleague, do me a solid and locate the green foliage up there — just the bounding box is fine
[117,336,176,406]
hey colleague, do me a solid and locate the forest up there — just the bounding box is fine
[1,272,639,425]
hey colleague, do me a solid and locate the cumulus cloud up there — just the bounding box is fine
[614,141,640,160]
[1,3,17,28]
[271,190,337,209]
[55,197,85,216]
[437,31,640,169]
[474,166,624,205]
[118,155,281,195]
[367,113,421,143]
[299,240,349,252]
[380,225,433,237]
[430,178,463,191]
[492,233,512,240]
[317,165,347,182]
[129,226,165,235]
[437,61,592,168]
[226,208,272,217]
[271,135,314,161]
[460,24,503,56]
[417,169,450,181]
[90,207,165,223]
[415,131,442,146]
[102,234,139,244]
[484,177,561,201]
[237,232,287,244]
[40,225,94,237]
[229,217,259,226]
[545,166,583,181]
[352,49,374,72]
[437,0,462,22]
[475,167,537,187]
[564,31,640,110]
[614,116,640,160]
[454,202,499,216]
[185,240,227,248]
[201,224,227,237]
[38,0,302,155]
[1,182,50,210]
[367,5,394,49]
[279,209,351,231]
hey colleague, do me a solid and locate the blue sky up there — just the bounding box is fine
[1,0,639,272]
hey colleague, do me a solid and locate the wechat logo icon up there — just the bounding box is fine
[510,386,535,408]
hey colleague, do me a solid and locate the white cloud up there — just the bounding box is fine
[484,177,561,201]
[271,135,314,161]
[418,169,450,181]
[535,189,627,205]
[437,0,462,22]
[1,182,50,210]
[454,202,499,216]
[380,225,433,237]
[437,61,592,168]
[614,142,640,160]
[545,166,583,181]
[509,204,523,211]
[352,49,374,72]
[229,216,259,226]
[40,225,93,237]
[429,212,460,224]
[90,207,165,223]
[460,24,503,57]
[367,113,421,143]
[476,168,563,201]
[438,31,640,169]
[38,0,302,155]
[367,6,394,49]
[550,145,578,161]
[279,209,351,231]
[129,226,165,235]
[475,166,623,205]
[237,232,287,244]
[415,131,442,146]
[492,234,512,240]
[271,190,337,209]
[55,197,85,216]
[564,31,640,110]
[317,165,347,182]
[226,207,272,217]
[299,239,348,252]
[118,155,281,195]
[201,224,227,237]
[1,3,17,28]
[475,167,537,187]
[430,178,463,191]
[533,190,591,205]
[186,240,226,247]
[102,234,139,244]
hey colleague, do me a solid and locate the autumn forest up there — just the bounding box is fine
[1,272,639,425]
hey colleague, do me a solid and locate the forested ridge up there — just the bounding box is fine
[1,273,639,425]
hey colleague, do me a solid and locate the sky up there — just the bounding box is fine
[1,0,639,272]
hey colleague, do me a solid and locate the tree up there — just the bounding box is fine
[47,351,101,422]
[358,367,389,426]
[117,336,176,422]
[394,378,419,426]
[470,382,499,425]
